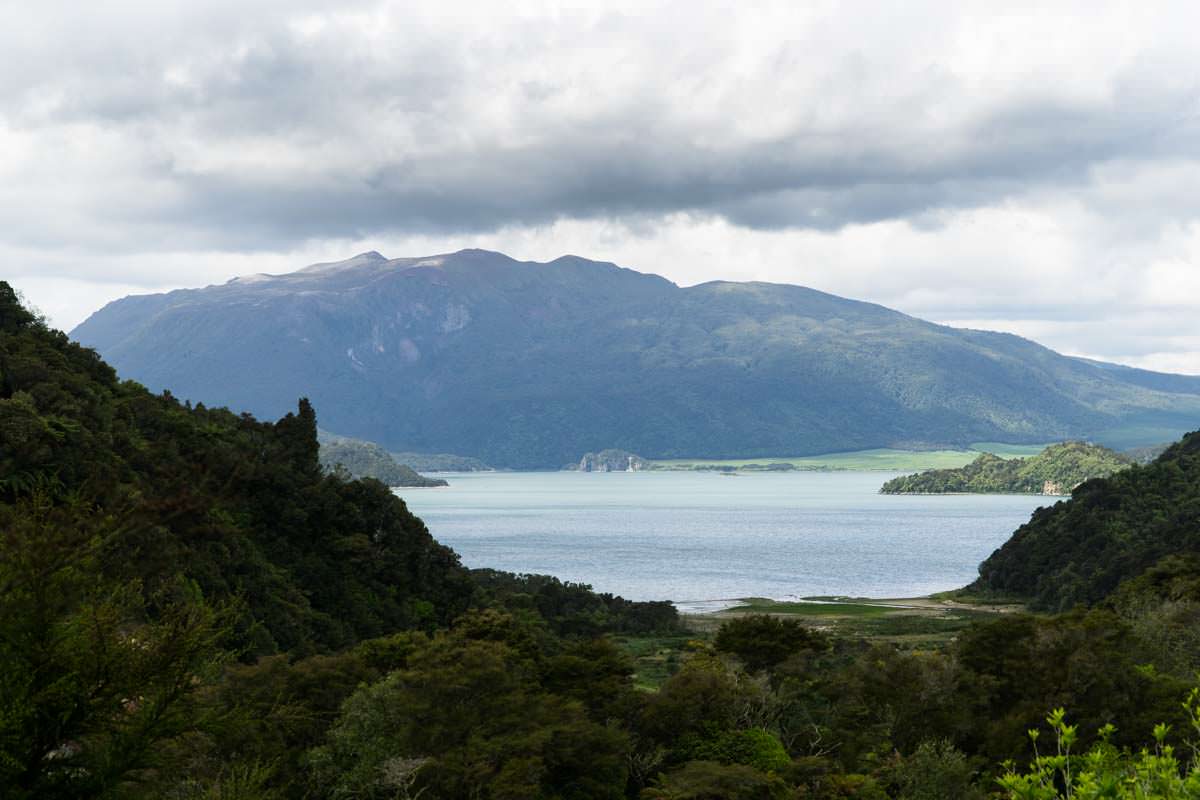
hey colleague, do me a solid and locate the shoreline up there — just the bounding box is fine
[675,592,1023,619]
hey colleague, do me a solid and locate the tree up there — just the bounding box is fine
[308,628,628,799]
[714,615,827,673]
[641,761,791,800]
[0,493,227,799]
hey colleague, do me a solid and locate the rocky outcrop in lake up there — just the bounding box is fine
[571,449,648,472]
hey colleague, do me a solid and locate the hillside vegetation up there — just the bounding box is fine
[972,431,1200,611]
[318,430,448,486]
[390,450,491,471]
[72,249,1200,468]
[8,281,1200,799]
[0,282,680,797]
[881,441,1132,495]
[0,288,475,657]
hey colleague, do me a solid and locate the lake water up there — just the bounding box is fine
[394,471,1049,608]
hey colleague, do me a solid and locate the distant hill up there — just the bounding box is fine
[389,451,492,472]
[1125,442,1172,464]
[971,430,1200,611]
[318,431,448,487]
[880,441,1131,495]
[72,249,1200,469]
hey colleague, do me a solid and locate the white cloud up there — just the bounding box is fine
[3,1,1200,374]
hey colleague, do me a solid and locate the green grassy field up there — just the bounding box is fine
[650,443,1052,472]
[681,596,1013,649]
[618,594,1020,683]
[726,599,890,616]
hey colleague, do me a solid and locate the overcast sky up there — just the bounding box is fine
[5,1,1200,373]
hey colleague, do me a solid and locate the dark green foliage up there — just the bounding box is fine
[317,429,448,486]
[471,569,681,637]
[713,614,828,672]
[186,648,382,798]
[0,494,228,799]
[71,249,1200,468]
[880,441,1131,495]
[675,728,792,773]
[308,615,630,800]
[996,692,1200,798]
[973,430,1200,610]
[541,637,641,724]
[0,280,476,655]
[640,657,750,745]
[641,760,792,799]
[886,740,984,800]
[950,610,1190,762]
[757,607,1194,786]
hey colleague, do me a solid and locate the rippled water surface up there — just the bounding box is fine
[395,471,1048,605]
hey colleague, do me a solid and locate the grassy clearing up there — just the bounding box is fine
[650,444,1052,473]
[846,608,996,639]
[632,597,1024,684]
[929,588,1030,607]
[686,596,1016,650]
[614,633,700,691]
[727,599,890,616]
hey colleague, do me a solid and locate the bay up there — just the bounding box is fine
[394,470,1048,607]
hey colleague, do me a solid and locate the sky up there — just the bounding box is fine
[5,1,1200,373]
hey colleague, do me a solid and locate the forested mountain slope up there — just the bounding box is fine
[972,430,1200,610]
[73,249,1200,468]
[0,282,473,655]
[318,429,448,487]
[0,282,679,797]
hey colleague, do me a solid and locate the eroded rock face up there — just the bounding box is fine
[576,449,647,472]
[442,304,471,333]
[1043,480,1064,496]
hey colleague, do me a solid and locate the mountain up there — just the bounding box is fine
[72,249,1200,469]
[972,430,1200,611]
[318,430,448,487]
[880,441,1132,495]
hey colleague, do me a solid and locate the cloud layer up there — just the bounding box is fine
[5,1,1200,372]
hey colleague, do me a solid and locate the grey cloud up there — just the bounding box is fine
[6,2,1200,250]
[133,100,1197,247]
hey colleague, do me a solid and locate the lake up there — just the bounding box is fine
[394,470,1049,608]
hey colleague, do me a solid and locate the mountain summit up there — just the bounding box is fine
[72,250,1200,468]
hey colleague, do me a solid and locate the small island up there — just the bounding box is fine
[879,440,1132,495]
[319,431,449,487]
